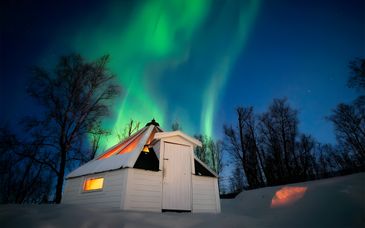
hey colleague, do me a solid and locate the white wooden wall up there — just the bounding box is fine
[192,175,221,213]
[123,168,162,212]
[62,169,127,209]
[63,168,220,213]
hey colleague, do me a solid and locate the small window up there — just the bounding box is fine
[83,177,104,191]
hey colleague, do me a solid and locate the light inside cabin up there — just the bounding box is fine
[142,145,150,153]
[117,133,143,155]
[271,186,307,208]
[98,132,144,159]
[84,177,104,191]
[98,127,159,160]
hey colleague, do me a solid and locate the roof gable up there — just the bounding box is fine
[154,131,202,147]
[67,125,159,178]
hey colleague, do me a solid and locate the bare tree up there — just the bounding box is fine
[229,165,244,193]
[25,54,120,203]
[329,58,365,167]
[329,103,365,163]
[316,143,338,178]
[194,134,209,165]
[194,134,223,174]
[296,134,317,180]
[194,134,226,192]
[258,98,299,185]
[116,119,140,141]
[223,107,263,189]
[0,127,52,203]
[171,121,182,131]
[348,58,365,91]
[89,121,110,160]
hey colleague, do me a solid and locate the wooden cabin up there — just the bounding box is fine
[62,120,221,213]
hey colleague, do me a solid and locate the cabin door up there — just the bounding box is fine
[162,142,192,211]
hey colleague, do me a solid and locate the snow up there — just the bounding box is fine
[67,126,154,178]
[66,154,132,178]
[1,173,364,228]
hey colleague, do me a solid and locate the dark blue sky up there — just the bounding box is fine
[220,0,364,143]
[0,0,364,146]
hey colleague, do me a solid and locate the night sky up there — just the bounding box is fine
[1,0,364,152]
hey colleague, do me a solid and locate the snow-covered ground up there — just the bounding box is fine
[1,173,364,228]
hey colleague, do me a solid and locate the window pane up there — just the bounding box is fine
[84,178,104,191]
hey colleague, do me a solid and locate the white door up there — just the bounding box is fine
[162,142,192,211]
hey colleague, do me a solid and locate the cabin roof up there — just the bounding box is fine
[67,124,157,178]
[67,121,216,179]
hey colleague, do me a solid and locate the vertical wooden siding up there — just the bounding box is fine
[192,175,221,213]
[123,169,163,212]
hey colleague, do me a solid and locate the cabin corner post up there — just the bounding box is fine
[214,177,221,213]
[122,168,132,210]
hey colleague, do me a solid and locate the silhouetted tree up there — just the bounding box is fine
[315,143,339,178]
[116,119,140,141]
[0,127,52,203]
[329,104,365,162]
[258,98,299,185]
[329,58,365,167]
[296,134,317,180]
[171,121,182,131]
[194,134,226,192]
[229,165,244,193]
[194,134,223,174]
[223,107,264,189]
[348,58,365,92]
[89,122,110,160]
[25,54,120,203]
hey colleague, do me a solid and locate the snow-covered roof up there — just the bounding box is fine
[66,154,131,178]
[67,124,157,178]
[67,121,216,179]
[193,155,218,177]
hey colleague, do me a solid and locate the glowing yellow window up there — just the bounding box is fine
[83,177,104,191]
[142,145,150,153]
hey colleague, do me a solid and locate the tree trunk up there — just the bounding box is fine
[54,148,66,204]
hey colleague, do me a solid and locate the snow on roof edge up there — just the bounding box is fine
[154,130,202,147]
[194,155,218,177]
[67,125,155,178]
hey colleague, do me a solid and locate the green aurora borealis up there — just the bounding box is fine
[57,0,261,150]
[2,0,364,153]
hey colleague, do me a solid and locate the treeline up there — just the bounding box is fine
[195,58,364,193]
[222,98,363,192]
[0,54,121,203]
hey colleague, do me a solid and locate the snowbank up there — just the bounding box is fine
[1,173,364,228]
